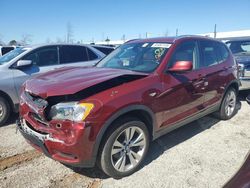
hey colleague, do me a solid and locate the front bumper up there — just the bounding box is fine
[17,92,97,168]
[16,118,51,157]
[239,68,250,90]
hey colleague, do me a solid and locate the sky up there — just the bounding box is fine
[0,0,250,44]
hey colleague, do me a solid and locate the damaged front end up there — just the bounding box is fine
[17,71,147,167]
[17,90,92,165]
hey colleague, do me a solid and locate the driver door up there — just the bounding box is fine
[153,40,206,130]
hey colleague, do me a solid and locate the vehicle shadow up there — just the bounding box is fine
[72,99,242,179]
[71,114,222,179]
[0,112,18,127]
[238,90,250,102]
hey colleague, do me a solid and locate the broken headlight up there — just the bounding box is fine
[49,102,94,122]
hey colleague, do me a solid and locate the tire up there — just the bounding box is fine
[99,117,149,178]
[0,97,10,126]
[216,87,237,120]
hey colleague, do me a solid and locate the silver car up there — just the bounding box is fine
[0,44,105,125]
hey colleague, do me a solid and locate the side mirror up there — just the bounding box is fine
[168,61,193,72]
[16,60,32,67]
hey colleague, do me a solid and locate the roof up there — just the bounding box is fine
[126,35,218,44]
[25,43,93,49]
[224,37,250,42]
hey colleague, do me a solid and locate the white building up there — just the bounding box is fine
[93,29,250,45]
[199,29,250,40]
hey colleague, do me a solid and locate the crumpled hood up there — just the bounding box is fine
[25,67,148,98]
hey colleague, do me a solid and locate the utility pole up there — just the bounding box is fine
[66,22,73,43]
[214,24,217,38]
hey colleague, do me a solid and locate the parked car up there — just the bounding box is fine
[223,151,250,188]
[17,36,239,178]
[91,45,115,55]
[0,44,105,125]
[0,46,16,56]
[225,39,250,90]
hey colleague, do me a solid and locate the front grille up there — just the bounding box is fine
[31,113,49,126]
[25,91,50,124]
[25,92,48,109]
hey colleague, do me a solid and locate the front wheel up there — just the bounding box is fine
[0,97,10,126]
[217,87,237,120]
[99,117,149,178]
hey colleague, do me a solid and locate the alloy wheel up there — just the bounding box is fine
[225,90,236,117]
[110,126,146,172]
[0,104,3,118]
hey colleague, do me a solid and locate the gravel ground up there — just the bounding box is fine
[0,92,249,188]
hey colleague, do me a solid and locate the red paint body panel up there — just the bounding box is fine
[18,36,239,167]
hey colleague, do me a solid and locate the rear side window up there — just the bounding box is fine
[60,46,88,64]
[217,43,229,63]
[199,40,219,68]
[87,48,98,60]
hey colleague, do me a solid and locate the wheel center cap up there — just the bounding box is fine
[124,145,130,153]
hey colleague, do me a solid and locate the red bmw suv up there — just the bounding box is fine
[17,36,240,178]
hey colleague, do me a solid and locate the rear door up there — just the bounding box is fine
[198,40,230,108]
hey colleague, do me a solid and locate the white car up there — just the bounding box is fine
[0,44,105,125]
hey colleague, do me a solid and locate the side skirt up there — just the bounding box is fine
[153,103,220,140]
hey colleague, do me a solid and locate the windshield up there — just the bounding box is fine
[96,42,171,73]
[0,47,26,65]
[226,41,250,55]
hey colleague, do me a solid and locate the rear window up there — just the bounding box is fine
[60,46,88,64]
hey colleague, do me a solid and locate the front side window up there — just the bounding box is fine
[23,47,58,66]
[60,46,88,64]
[168,41,198,69]
[97,42,171,73]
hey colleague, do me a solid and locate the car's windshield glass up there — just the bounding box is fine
[0,47,26,65]
[226,41,250,55]
[96,42,171,73]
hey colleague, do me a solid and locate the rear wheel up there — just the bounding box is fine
[217,87,237,120]
[0,97,10,126]
[99,117,149,178]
